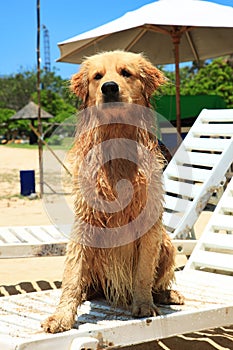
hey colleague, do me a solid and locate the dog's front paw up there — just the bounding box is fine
[132,301,160,318]
[41,313,75,333]
[153,289,185,305]
[169,289,185,305]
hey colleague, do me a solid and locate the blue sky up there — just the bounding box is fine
[0,0,232,80]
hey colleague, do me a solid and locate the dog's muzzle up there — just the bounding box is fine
[101,81,119,102]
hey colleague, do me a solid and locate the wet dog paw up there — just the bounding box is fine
[153,289,185,305]
[41,313,74,333]
[132,301,160,318]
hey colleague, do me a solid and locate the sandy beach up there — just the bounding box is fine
[0,145,232,349]
[0,146,65,288]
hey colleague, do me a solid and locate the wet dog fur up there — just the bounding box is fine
[42,51,184,333]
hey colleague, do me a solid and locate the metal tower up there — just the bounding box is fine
[42,25,51,72]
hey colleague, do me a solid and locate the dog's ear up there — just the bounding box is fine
[70,66,89,107]
[139,57,166,100]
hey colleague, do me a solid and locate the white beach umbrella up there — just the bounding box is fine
[57,0,233,132]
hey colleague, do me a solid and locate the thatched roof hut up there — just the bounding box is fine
[10,101,54,120]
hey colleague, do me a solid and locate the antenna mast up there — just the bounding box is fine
[42,24,51,72]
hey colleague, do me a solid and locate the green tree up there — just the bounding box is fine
[41,69,74,104]
[158,65,193,96]
[0,68,77,139]
[0,70,37,110]
[0,108,29,137]
[182,58,233,107]
[0,108,15,135]
[159,58,233,108]
[0,68,76,112]
[32,90,76,122]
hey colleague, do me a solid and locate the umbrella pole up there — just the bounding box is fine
[36,0,43,197]
[172,33,181,135]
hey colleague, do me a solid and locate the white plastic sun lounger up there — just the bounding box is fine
[0,177,232,349]
[0,225,68,258]
[0,109,233,259]
[163,108,233,253]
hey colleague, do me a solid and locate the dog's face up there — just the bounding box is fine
[71,51,165,108]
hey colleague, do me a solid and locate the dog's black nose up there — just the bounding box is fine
[101,81,119,97]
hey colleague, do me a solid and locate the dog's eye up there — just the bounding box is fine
[94,73,103,80]
[121,69,132,78]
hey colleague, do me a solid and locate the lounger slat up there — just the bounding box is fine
[164,195,192,212]
[184,138,231,152]
[163,178,201,198]
[221,197,233,211]
[0,228,22,243]
[26,227,63,243]
[175,152,221,167]
[202,232,233,251]
[3,226,67,241]
[7,227,41,244]
[163,212,182,230]
[166,165,210,182]
[175,270,233,300]
[212,214,233,231]
[32,225,68,240]
[200,109,233,122]
[191,124,233,137]
[192,250,233,272]
[7,226,65,244]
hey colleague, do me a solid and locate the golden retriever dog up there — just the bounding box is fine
[42,51,184,333]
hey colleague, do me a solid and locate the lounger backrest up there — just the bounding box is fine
[163,108,233,239]
[184,177,233,274]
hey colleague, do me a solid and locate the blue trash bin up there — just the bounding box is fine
[20,170,35,196]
